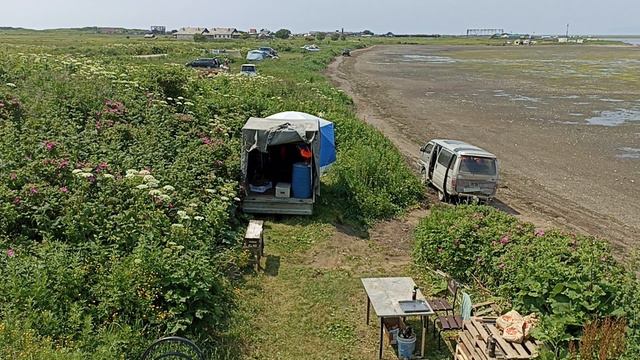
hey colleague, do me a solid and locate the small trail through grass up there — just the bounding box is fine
[228,209,452,360]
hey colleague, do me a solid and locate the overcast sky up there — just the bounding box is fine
[0,0,637,35]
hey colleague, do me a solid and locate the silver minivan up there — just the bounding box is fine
[418,139,499,202]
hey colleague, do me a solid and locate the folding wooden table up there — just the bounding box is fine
[362,277,435,359]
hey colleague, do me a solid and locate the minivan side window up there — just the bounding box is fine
[423,143,434,154]
[437,150,453,167]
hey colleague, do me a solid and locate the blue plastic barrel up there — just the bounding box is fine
[291,162,312,199]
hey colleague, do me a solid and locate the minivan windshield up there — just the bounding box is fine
[459,156,496,176]
[241,65,256,72]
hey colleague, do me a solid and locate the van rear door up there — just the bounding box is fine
[455,156,498,196]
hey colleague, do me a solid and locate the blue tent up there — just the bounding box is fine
[266,111,336,171]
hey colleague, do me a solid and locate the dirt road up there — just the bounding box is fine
[327,45,640,255]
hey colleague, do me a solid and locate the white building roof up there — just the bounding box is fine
[175,27,208,35]
[207,27,238,36]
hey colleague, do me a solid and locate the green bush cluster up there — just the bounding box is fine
[413,205,640,358]
[332,121,423,222]
[0,52,247,358]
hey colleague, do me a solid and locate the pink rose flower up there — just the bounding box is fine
[58,159,70,169]
[500,235,510,245]
[6,248,15,257]
[60,186,69,193]
[96,162,109,172]
[44,140,57,151]
[534,229,545,237]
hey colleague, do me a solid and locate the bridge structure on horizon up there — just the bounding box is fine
[466,28,504,36]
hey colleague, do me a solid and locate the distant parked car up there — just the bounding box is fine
[342,48,351,56]
[240,64,257,76]
[186,58,221,69]
[302,44,320,52]
[258,47,278,57]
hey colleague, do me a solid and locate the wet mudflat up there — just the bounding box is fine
[329,45,640,254]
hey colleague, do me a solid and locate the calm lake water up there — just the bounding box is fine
[609,38,640,45]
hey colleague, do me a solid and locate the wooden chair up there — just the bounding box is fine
[427,277,458,330]
[243,220,264,270]
[434,292,499,349]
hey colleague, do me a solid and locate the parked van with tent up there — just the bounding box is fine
[240,112,336,215]
[246,49,278,61]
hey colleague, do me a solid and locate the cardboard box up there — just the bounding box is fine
[275,182,291,198]
[383,317,405,346]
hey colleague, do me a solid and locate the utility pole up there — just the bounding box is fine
[566,23,569,38]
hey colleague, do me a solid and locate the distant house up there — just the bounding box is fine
[206,27,240,40]
[175,27,208,41]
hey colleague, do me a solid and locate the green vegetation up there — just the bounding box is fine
[1,30,635,359]
[274,29,292,39]
[0,33,428,358]
[414,205,640,359]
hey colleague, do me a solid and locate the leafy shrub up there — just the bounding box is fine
[0,318,84,360]
[0,52,244,358]
[413,205,639,358]
[332,136,423,222]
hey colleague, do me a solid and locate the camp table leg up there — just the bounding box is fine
[421,315,427,357]
[366,296,371,325]
[379,317,384,359]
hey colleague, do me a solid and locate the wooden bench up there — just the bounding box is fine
[244,220,264,270]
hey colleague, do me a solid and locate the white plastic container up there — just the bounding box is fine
[275,182,291,198]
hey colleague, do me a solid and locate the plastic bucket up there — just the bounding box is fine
[397,334,416,359]
[389,328,400,345]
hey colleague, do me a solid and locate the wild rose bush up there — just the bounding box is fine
[413,205,640,358]
[0,51,248,358]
